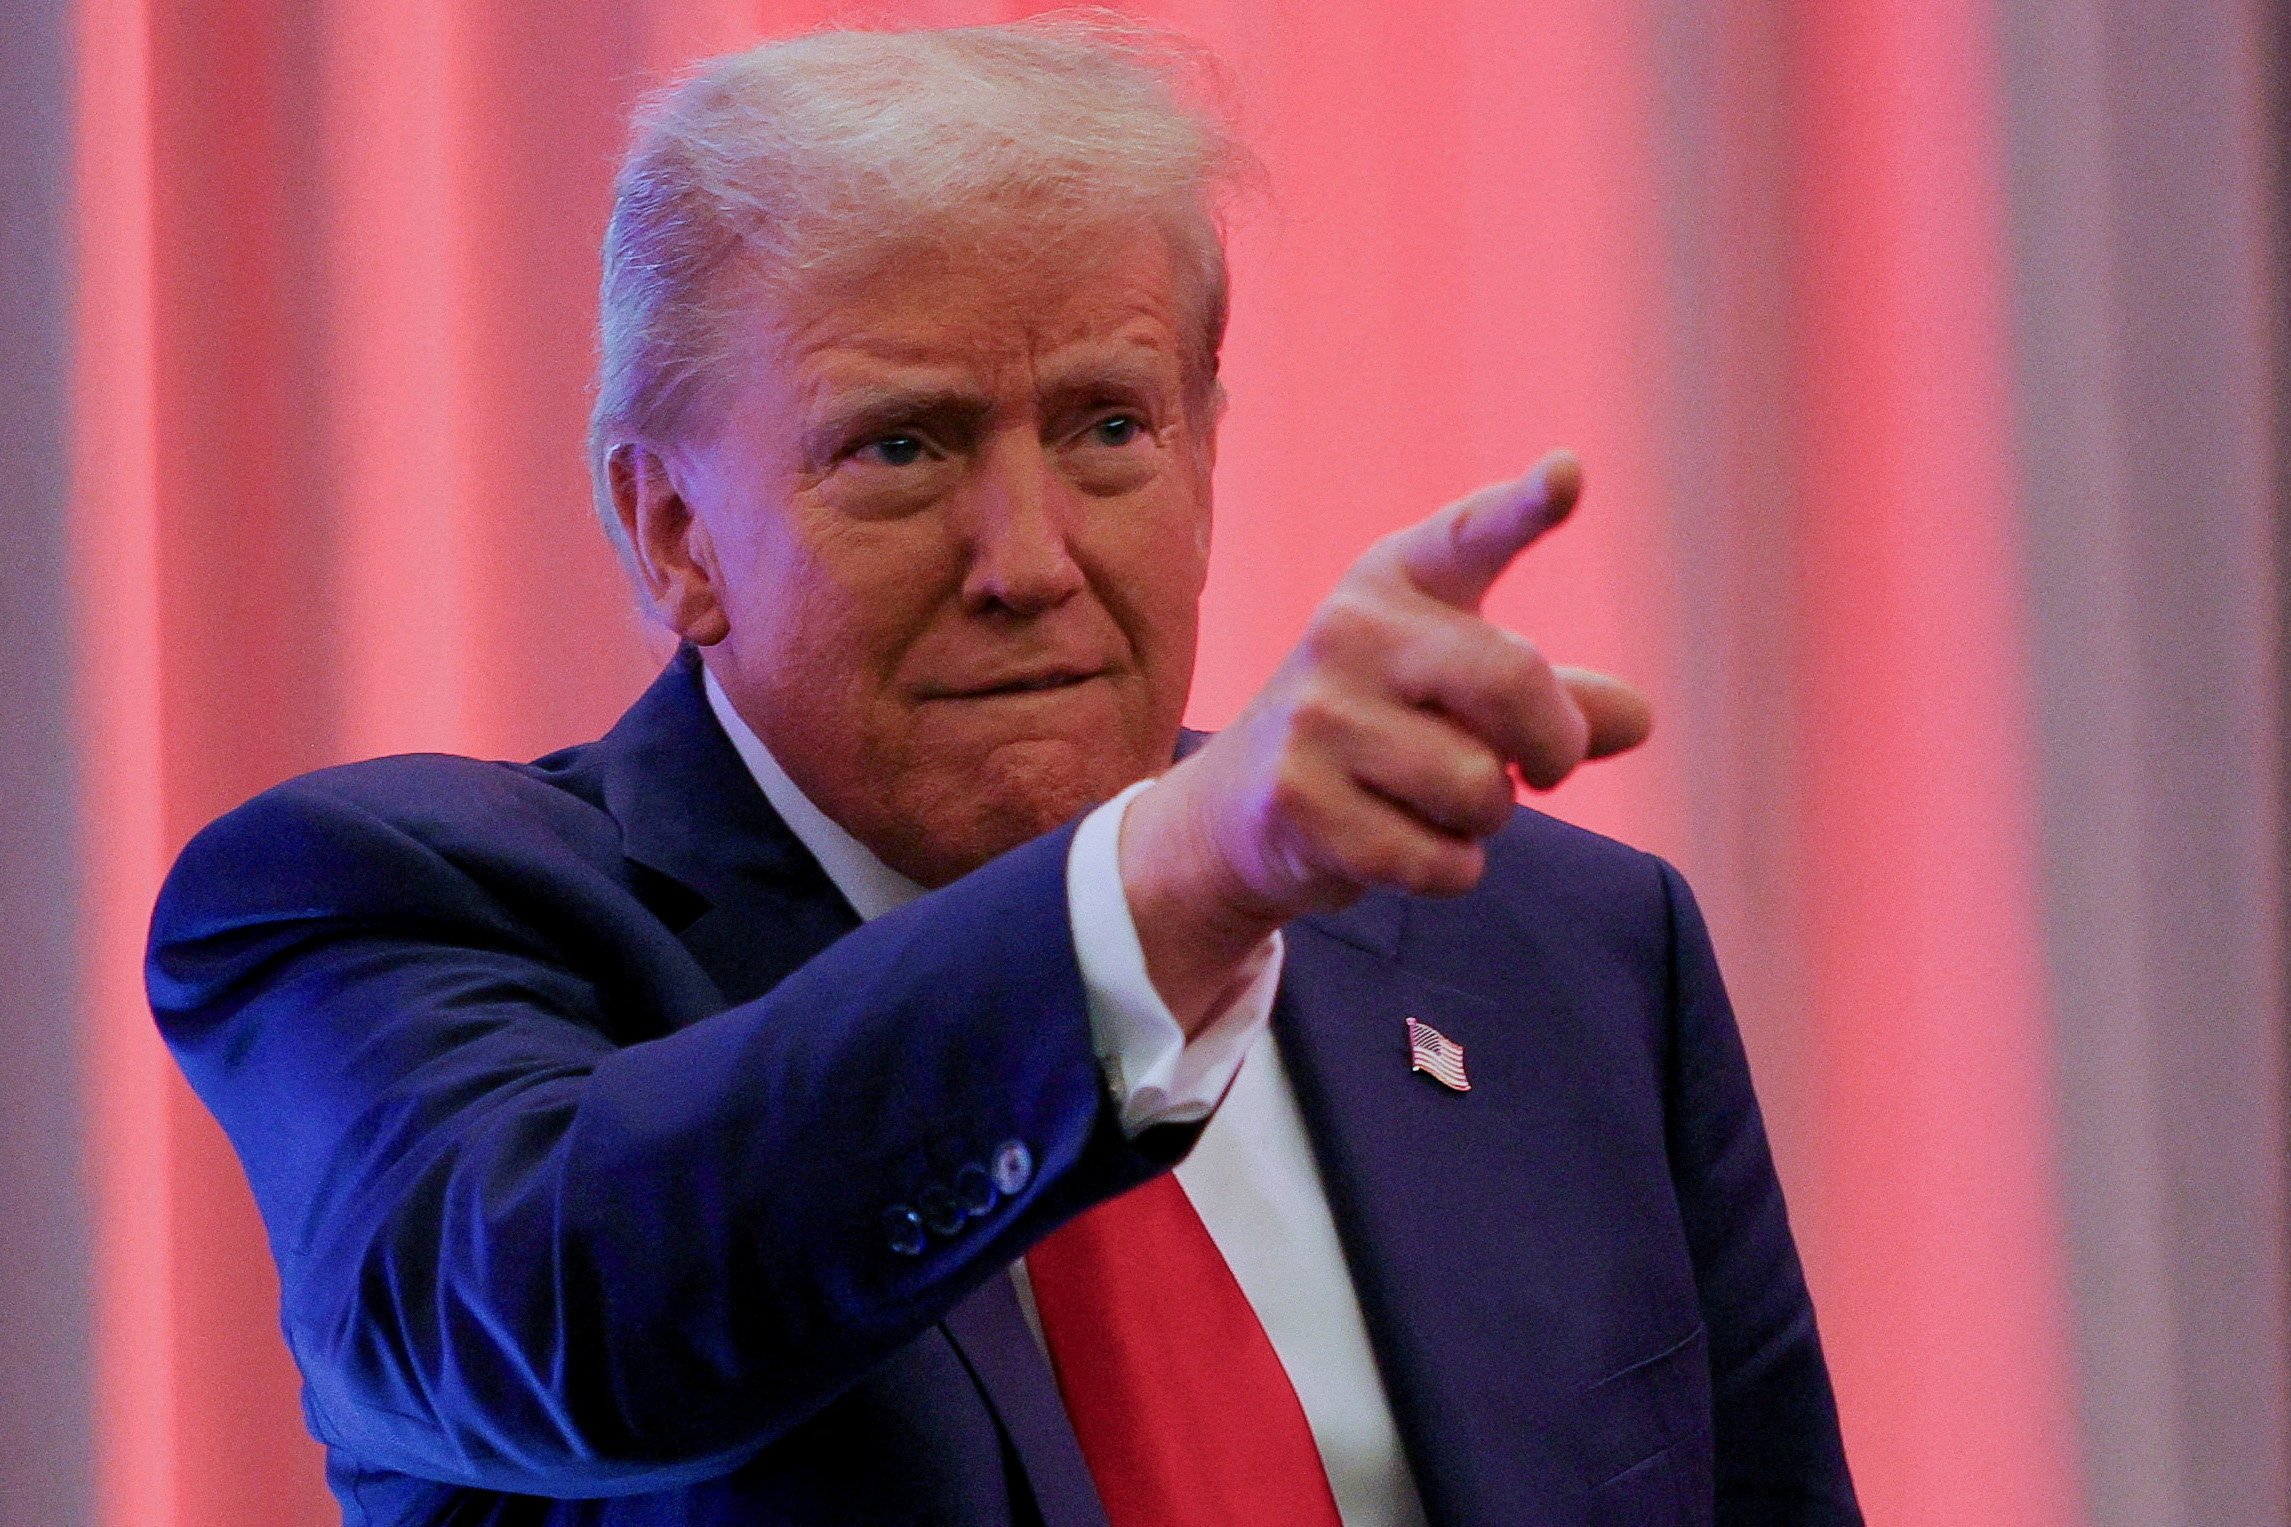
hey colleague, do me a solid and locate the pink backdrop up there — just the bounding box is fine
[68,0,2109,1521]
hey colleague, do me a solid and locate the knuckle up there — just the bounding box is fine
[1483,633,1547,696]
[1389,845,1441,893]
[1350,827,1482,898]
[1405,839,1485,897]
[1304,589,1387,665]
[1264,759,1320,828]
[1284,682,1353,749]
[1456,746,1506,798]
[1350,833,1414,888]
[1456,754,1515,832]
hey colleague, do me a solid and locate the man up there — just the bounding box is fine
[149,19,1858,1526]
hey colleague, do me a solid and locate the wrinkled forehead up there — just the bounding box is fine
[745,219,1196,400]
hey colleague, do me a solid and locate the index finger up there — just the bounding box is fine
[1379,450,1583,611]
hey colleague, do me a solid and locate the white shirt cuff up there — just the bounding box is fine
[1066,780,1285,1136]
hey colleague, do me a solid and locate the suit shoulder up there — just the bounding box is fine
[1486,803,1675,912]
[154,749,623,947]
[178,747,616,863]
[1392,803,1696,994]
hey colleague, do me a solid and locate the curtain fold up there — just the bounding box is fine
[1784,5,2076,1516]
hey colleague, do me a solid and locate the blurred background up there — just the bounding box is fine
[1,0,2283,1523]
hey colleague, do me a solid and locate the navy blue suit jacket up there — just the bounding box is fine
[148,647,1859,1525]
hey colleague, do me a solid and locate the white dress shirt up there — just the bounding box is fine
[703,673,1428,1527]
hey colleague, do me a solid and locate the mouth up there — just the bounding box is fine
[922,668,1108,702]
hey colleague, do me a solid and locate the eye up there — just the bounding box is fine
[858,433,929,467]
[1087,414,1145,448]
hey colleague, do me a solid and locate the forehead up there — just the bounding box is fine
[766,227,1190,392]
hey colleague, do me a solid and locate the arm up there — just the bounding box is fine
[148,775,1185,1497]
[1655,860,1862,1524]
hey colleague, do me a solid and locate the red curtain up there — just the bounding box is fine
[71,0,2080,1521]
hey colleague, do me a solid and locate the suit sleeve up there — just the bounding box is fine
[1654,859,1864,1525]
[146,776,1185,1498]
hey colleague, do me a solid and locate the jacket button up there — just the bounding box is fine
[919,1185,966,1238]
[953,1162,996,1217]
[990,1139,1033,1197]
[883,1206,927,1257]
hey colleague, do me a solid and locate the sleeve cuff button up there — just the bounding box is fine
[990,1140,1033,1197]
[919,1186,966,1237]
[953,1162,996,1217]
[883,1205,928,1257]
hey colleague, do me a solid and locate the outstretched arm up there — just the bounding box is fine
[150,785,1177,1497]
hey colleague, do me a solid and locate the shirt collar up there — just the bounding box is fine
[702,665,925,923]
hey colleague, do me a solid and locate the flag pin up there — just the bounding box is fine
[1406,1016,1470,1092]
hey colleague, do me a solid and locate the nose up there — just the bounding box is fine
[956,432,1088,617]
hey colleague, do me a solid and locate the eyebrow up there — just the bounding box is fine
[1035,354,1177,413]
[802,385,993,462]
[798,348,1183,462]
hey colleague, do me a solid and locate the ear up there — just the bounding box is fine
[609,442,731,646]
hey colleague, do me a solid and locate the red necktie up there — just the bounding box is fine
[1025,1172,1345,1527]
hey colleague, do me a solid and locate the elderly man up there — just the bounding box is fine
[150,19,1858,1527]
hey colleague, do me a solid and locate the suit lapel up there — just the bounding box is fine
[586,647,862,1007]
[943,1279,1111,1527]
[1276,898,1571,1520]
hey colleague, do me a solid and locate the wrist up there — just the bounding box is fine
[1117,768,1288,1036]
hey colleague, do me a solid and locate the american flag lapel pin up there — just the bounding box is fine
[1406,1016,1470,1092]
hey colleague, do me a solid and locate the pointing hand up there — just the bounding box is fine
[1120,451,1653,1031]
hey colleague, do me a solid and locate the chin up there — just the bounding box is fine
[888,733,1156,888]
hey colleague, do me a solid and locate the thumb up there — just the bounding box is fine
[1382,450,1582,610]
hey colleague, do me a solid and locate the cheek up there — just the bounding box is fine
[1130,474,1212,619]
[722,513,829,649]
[722,511,933,701]
[1093,487,1209,690]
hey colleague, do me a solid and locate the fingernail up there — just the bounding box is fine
[1535,451,1583,508]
